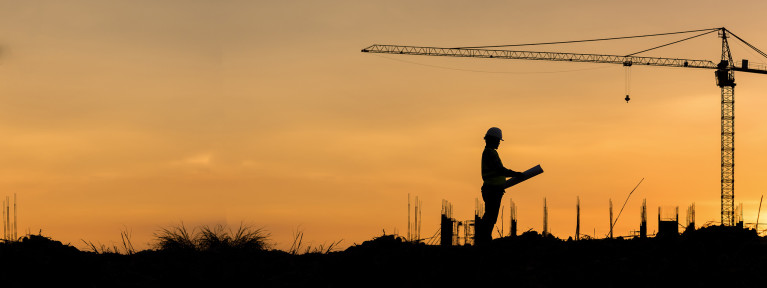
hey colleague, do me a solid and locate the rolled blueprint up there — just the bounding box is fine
[504,164,544,188]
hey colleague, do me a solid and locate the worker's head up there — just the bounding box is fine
[484,127,503,148]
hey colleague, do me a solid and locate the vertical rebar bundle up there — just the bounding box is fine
[441,200,454,246]
[576,196,580,241]
[740,202,743,224]
[500,205,504,237]
[13,194,17,240]
[734,202,744,227]
[543,197,548,236]
[0,194,19,241]
[510,198,517,237]
[466,219,475,246]
[407,194,422,242]
[640,199,647,238]
[1,194,16,241]
[475,198,484,219]
[686,203,696,231]
[609,199,614,239]
[2,196,6,241]
[415,196,421,241]
[474,198,479,245]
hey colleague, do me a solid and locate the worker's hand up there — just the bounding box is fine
[513,171,525,178]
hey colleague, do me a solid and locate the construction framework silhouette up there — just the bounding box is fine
[363,27,767,226]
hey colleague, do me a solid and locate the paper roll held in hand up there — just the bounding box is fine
[504,164,544,188]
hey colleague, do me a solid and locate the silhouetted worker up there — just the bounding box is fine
[477,127,525,245]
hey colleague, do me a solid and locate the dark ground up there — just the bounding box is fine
[1,226,765,287]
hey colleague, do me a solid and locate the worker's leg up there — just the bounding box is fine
[479,188,504,244]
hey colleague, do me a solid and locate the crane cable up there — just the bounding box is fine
[625,64,631,103]
[450,28,722,104]
[624,29,718,56]
[453,28,720,49]
[726,29,767,60]
[611,178,645,234]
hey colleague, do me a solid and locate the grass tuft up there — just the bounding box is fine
[154,222,270,252]
[155,222,198,251]
[120,228,135,255]
[288,227,343,254]
[81,227,136,255]
[81,239,121,254]
[230,223,271,250]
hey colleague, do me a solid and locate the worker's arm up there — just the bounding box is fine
[483,149,525,179]
[504,168,525,178]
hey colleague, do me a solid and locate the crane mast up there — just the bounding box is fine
[362,27,767,226]
[717,29,736,226]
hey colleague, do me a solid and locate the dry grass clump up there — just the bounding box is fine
[154,222,270,252]
[288,228,343,255]
[155,224,198,251]
[82,228,136,255]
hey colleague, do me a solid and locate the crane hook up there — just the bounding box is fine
[624,62,632,103]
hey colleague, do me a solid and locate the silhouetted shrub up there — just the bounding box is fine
[154,223,199,251]
[154,223,270,252]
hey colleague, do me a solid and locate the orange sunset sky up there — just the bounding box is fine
[1,1,767,251]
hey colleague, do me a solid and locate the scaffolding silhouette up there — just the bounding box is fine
[657,206,679,238]
[685,203,696,233]
[440,200,476,246]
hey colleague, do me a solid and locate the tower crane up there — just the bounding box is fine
[362,27,767,226]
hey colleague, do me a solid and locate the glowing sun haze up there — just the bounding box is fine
[1,0,766,250]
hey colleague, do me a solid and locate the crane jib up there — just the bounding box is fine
[363,44,767,74]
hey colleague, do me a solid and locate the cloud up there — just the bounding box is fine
[180,153,213,166]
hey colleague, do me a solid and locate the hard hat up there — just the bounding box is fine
[485,127,503,141]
